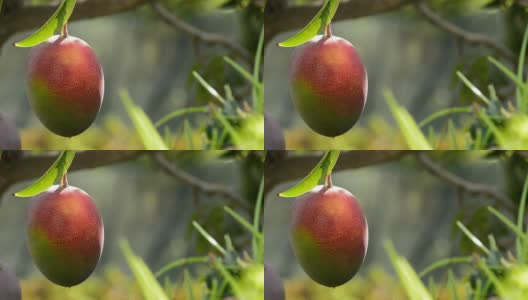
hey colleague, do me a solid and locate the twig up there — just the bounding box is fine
[0,0,149,46]
[415,1,516,64]
[149,0,252,64]
[265,0,414,43]
[153,152,250,212]
[416,152,515,212]
[265,150,410,194]
[0,150,146,199]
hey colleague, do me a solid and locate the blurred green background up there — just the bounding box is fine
[265,0,525,149]
[264,151,523,299]
[0,150,262,299]
[0,0,262,149]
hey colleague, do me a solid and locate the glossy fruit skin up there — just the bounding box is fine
[265,113,286,150]
[0,113,21,150]
[27,35,104,137]
[290,35,368,137]
[290,185,368,287]
[265,263,285,300]
[27,185,104,287]
[0,262,21,300]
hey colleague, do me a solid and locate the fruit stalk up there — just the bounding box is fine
[324,24,332,38]
[60,173,68,188]
[60,24,69,39]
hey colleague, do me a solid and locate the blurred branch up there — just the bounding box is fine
[416,152,515,212]
[149,0,252,64]
[264,0,415,43]
[153,152,251,212]
[265,150,410,194]
[0,0,149,46]
[415,1,516,64]
[0,150,146,197]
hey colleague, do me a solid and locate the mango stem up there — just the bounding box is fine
[324,173,333,188]
[60,173,69,188]
[324,24,333,38]
[60,24,69,39]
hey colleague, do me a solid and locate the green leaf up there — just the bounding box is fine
[224,206,263,242]
[517,24,528,112]
[456,221,490,255]
[193,221,226,255]
[14,150,75,197]
[120,89,169,150]
[120,240,169,300]
[418,106,473,128]
[456,71,490,105]
[384,241,433,300]
[15,0,77,48]
[277,0,340,47]
[384,90,433,150]
[155,106,209,128]
[0,0,3,13]
[224,57,263,93]
[155,256,209,277]
[279,150,340,198]
[253,28,265,113]
[518,173,528,263]
[419,256,472,278]
[252,176,265,262]
[193,71,226,104]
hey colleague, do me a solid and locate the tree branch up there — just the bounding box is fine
[0,150,146,197]
[416,152,515,212]
[265,0,415,43]
[153,152,251,212]
[415,1,516,64]
[0,0,149,46]
[265,150,411,193]
[149,0,252,63]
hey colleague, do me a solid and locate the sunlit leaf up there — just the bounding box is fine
[277,0,340,47]
[253,28,264,113]
[120,240,169,300]
[456,71,490,105]
[385,90,433,150]
[14,150,75,197]
[15,0,77,48]
[384,241,433,300]
[155,106,209,127]
[457,221,490,255]
[193,221,226,255]
[120,89,169,150]
[279,150,340,198]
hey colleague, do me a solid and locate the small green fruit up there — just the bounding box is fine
[26,35,104,137]
[27,185,104,287]
[290,185,368,287]
[290,35,367,137]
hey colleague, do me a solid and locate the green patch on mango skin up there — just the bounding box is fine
[27,228,94,287]
[28,79,95,137]
[292,80,362,137]
[291,227,360,287]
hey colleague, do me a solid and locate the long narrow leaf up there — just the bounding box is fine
[253,28,264,112]
[15,151,75,197]
[384,241,433,300]
[120,240,169,300]
[155,106,209,127]
[279,151,340,197]
[278,0,340,47]
[15,0,77,47]
[457,221,490,255]
[385,90,432,150]
[120,89,168,150]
